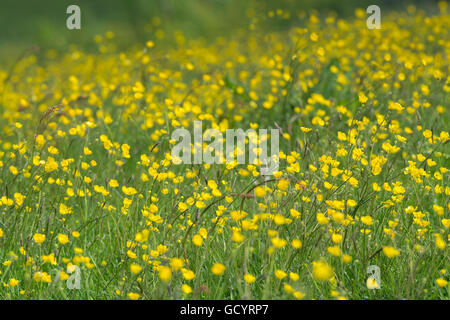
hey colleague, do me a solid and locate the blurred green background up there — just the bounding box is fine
[0,0,440,61]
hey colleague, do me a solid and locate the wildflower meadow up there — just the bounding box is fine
[0,1,448,300]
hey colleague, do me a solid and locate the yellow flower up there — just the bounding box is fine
[312,261,333,281]
[230,210,247,221]
[300,126,312,133]
[232,231,245,243]
[277,179,289,191]
[332,233,342,244]
[442,219,450,228]
[361,216,373,226]
[291,239,302,249]
[59,271,69,281]
[434,234,446,250]
[358,92,368,103]
[283,283,294,293]
[254,186,266,197]
[347,199,357,207]
[290,272,299,281]
[9,278,19,287]
[158,266,172,282]
[9,166,19,175]
[274,269,287,280]
[130,264,142,275]
[121,144,131,158]
[170,258,184,271]
[127,250,137,259]
[35,134,45,148]
[178,202,188,212]
[366,277,380,289]
[192,234,203,246]
[182,268,195,280]
[327,245,341,257]
[271,237,286,248]
[293,291,306,300]
[316,213,329,225]
[211,263,226,276]
[182,284,192,294]
[244,273,256,284]
[372,183,381,191]
[436,278,448,287]
[273,214,287,225]
[342,254,352,263]
[57,233,69,245]
[109,179,119,188]
[128,292,140,300]
[33,233,46,244]
[195,200,205,209]
[43,253,57,265]
[290,209,300,218]
[122,186,137,196]
[199,228,208,239]
[382,246,400,258]
[59,203,73,215]
[33,272,51,283]
[83,147,92,155]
